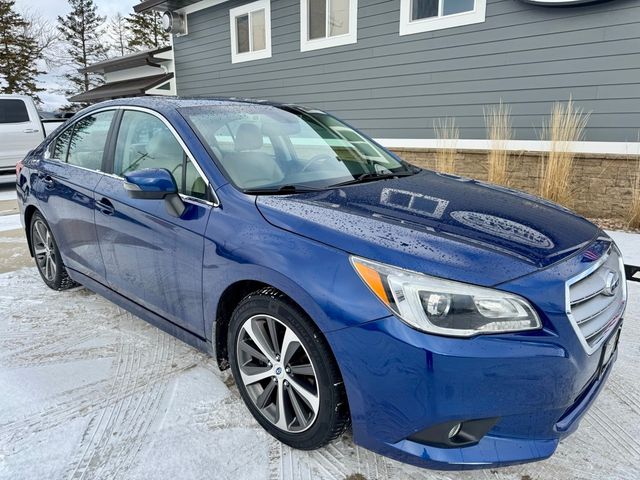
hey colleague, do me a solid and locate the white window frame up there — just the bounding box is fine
[300,0,358,52]
[399,0,486,36]
[229,0,272,64]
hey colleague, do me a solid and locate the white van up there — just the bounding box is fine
[0,95,45,173]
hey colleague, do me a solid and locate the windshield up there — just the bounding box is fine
[181,104,415,191]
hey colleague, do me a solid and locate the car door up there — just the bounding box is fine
[0,97,43,171]
[94,108,213,335]
[35,110,116,280]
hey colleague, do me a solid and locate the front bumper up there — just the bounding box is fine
[326,312,620,470]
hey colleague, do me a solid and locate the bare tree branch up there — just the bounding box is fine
[19,7,63,69]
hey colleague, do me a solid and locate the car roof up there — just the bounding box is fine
[83,96,306,115]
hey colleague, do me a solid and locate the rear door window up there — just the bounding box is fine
[66,111,115,171]
[50,127,74,161]
[0,99,29,123]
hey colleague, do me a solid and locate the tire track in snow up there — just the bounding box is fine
[2,269,640,480]
[586,403,640,458]
[607,378,640,416]
[269,436,391,480]
[0,378,112,453]
[354,444,391,480]
[104,328,177,478]
[65,313,177,480]
[0,340,193,461]
[65,326,132,480]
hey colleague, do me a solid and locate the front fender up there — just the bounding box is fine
[202,185,391,342]
[202,262,333,343]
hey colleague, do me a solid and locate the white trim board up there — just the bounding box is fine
[374,138,640,156]
[177,0,230,15]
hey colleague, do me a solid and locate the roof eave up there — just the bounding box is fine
[79,46,172,74]
[68,73,174,103]
[134,0,202,13]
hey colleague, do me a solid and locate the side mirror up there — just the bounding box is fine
[124,168,176,199]
[124,168,186,217]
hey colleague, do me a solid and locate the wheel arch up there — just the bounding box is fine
[212,275,337,374]
[23,204,40,257]
[214,279,268,369]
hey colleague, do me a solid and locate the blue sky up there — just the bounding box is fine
[15,0,139,110]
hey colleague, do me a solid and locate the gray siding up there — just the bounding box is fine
[174,0,640,142]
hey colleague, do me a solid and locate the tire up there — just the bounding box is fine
[30,212,77,291]
[228,287,350,450]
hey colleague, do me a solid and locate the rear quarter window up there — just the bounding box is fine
[0,99,30,124]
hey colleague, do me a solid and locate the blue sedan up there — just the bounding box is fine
[16,97,627,469]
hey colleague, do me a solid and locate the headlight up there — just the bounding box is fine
[351,256,541,337]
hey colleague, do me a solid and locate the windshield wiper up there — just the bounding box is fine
[330,169,419,187]
[243,184,325,195]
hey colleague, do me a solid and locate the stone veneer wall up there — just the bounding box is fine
[390,148,638,221]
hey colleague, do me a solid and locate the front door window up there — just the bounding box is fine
[115,111,208,200]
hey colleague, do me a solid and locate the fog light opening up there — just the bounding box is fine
[407,417,500,449]
[447,423,461,439]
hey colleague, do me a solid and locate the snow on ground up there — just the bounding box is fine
[607,231,640,267]
[0,267,639,480]
[0,191,15,203]
[0,215,21,233]
[0,188,15,202]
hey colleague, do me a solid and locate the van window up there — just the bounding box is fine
[0,99,30,124]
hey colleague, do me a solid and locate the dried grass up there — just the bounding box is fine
[628,156,640,229]
[539,98,590,206]
[433,118,458,174]
[484,101,512,186]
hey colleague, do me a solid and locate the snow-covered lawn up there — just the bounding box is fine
[0,267,638,480]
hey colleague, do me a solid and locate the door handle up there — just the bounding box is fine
[24,128,40,133]
[96,197,115,216]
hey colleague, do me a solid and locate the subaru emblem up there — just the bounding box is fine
[603,270,620,297]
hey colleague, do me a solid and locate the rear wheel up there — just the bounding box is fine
[30,212,77,290]
[228,288,349,450]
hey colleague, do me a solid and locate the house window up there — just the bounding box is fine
[229,0,271,63]
[300,0,357,52]
[399,0,486,36]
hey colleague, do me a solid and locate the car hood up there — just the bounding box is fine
[256,170,600,286]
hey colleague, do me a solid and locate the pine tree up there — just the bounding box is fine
[0,1,43,99]
[107,12,132,57]
[126,5,168,51]
[57,0,108,100]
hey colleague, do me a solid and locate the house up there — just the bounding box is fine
[131,0,640,156]
[69,46,176,103]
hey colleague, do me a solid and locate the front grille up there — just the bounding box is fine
[566,243,627,354]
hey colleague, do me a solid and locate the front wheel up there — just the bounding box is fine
[228,288,350,450]
[30,212,77,290]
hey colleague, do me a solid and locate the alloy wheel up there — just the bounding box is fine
[236,314,320,433]
[33,219,57,282]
